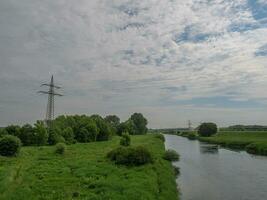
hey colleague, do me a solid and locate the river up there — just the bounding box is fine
[164,134,267,200]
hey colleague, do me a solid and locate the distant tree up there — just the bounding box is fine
[34,121,48,146]
[5,125,21,137]
[118,120,135,135]
[19,124,36,146]
[105,115,120,134]
[198,123,217,137]
[130,113,148,135]
[85,122,99,142]
[48,127,65,145]
[76,127,90,143]
[62,127,75,144]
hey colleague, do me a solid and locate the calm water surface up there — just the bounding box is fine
[165,134,267,200]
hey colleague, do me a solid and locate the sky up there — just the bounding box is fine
[0,0,267,128]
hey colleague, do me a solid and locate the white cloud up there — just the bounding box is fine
[0,0,267,127]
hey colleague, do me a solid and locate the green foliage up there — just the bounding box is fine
[187,132,197,140]
[120,132,131,146]
[76,127,90,143]
[199,131,267,156]
[19,124,36,146]
[198,122,218,137]
[130,113,148,135]
[62,127,75,144]
[48,128,65,145]
[0,135,178,200]
[154,133,165,142]
[105,115,120,134]
[34,121,48,146]
[5,125,21,137]
[173,166,180,177]
[0,135,21,156]
[55,143,66,154]
[163,149,180,161]
[107,146,152,166]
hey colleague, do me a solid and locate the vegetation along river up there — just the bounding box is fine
[164,134,267,200]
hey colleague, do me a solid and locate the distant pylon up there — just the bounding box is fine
[188,120,192,131]
[38,75,63,129]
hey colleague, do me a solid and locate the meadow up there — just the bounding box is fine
[199,131,267,155]
[0,134,178,200]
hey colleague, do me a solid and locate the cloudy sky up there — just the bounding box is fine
[0,0,267,128]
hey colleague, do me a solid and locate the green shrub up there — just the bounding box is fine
[55,143,66,154]
[154,133,165,142]
[48,129,65,145]
[107,146,152,166]
[120,132,131,146]
[62,127,75,144]
[173,166,180,177]
[163,149,180,161]
[187,132,197,140]
[0,135,21,156]
[246,142,267,155]
[198,123,217,137]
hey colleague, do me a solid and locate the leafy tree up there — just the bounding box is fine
[0,135,21,156]
[105,115,120,134]
[62,127,75,144]
[130,113,148,135]
[86,123,99,142]
[76,127,90,143]
[120,132,131,146]
[34,121,48,146]
[48,128,65,145]
[5,125,21,137]
[118,120,135,135]
[19,124,36,146]
[198,123,217,137]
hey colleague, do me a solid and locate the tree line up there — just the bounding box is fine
[0,113,148,147]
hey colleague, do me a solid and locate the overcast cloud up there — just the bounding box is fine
[0,0,267,128]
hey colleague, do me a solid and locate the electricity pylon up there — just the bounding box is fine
[38,75,63,129]
[188,120,192,131]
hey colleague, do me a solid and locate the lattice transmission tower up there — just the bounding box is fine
[38,75,63,129]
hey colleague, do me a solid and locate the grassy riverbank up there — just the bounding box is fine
[199,131,267,155]
[0,135,178,200]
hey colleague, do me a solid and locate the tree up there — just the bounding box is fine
[62,127,75,144]
[5,125,21,137]
[19,124,36,146]
[198,123,217,137]
[105,115,120,134]
[118,120,135,135]
[34,121,48,146]
[48,128,65,145]
[0,135,21,156]
[76,127,90,143]
[86,123,99,142]
[130,113,148,135]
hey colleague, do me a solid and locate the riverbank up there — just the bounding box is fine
[0,135,178,200]
[173,131,267,156]
[199,131,267,155]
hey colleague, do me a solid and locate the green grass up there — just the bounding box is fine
[199,131,267,155]
[0,135,178,200]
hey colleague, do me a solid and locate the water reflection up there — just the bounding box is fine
[199,144,219,154]
[164,134,267,200]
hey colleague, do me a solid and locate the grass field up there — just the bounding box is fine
[0,135,178,200]
[199,131,267,155]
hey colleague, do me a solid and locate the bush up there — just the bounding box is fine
[62,127,75,144]
[198,123,217,137]
[0,135,21,156]
[107,146,152,166]
[120,132,131,146]
[55,143,66,154]
[154,133,165,142]
[163,149,180,161]
[48,129,65,145]
[173,166,180,177]
[187,132,197,140]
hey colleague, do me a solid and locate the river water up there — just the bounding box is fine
[164,134,267,200]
